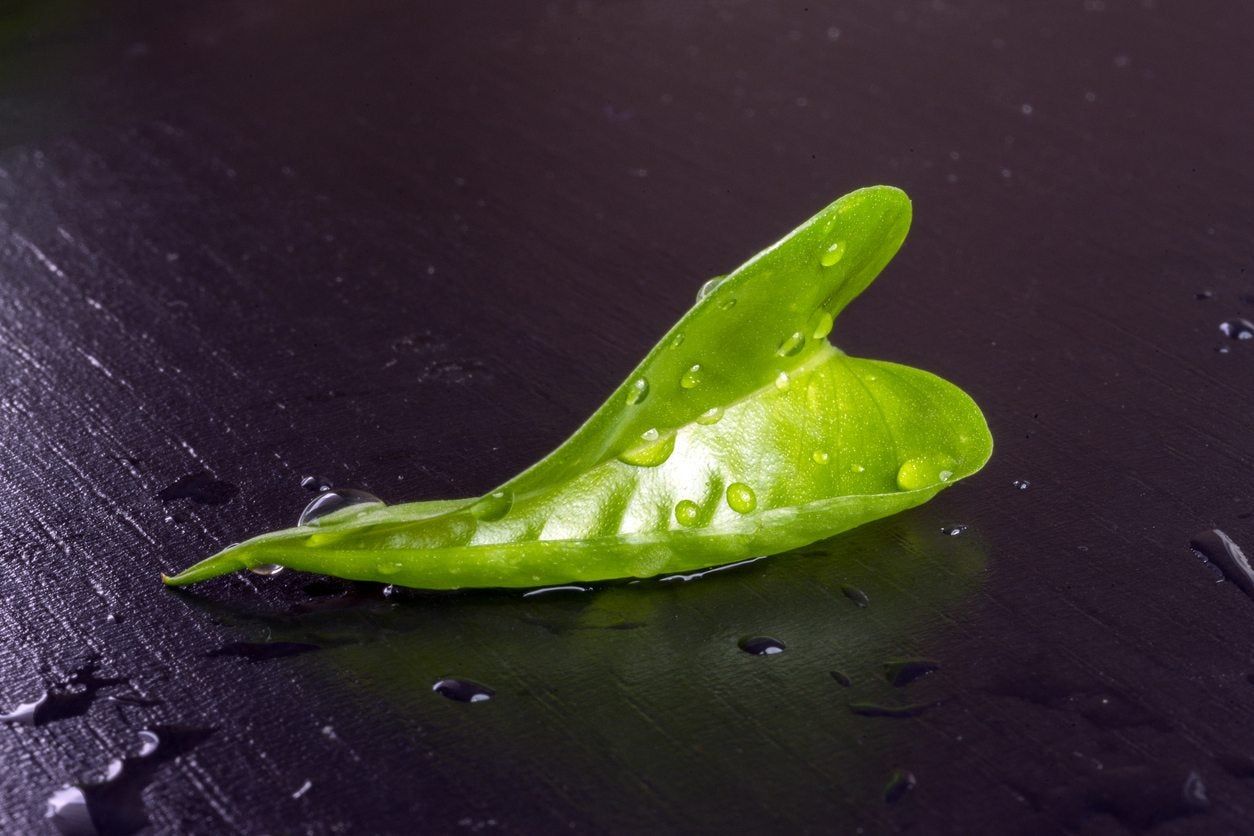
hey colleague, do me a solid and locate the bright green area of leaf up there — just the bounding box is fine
[164,186,992,590]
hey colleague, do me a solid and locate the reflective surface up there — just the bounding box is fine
[1,0,1252,832]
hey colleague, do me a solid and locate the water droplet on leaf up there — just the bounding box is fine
[696,406,723,425]
[249,563,284,576]
[808,309,834,340]
[470,490,513,522]
[680,364,703,389]
[774,371,790,391]
[726,483,757,513]
[617,429,676,467]
[299,488,384,526]
[776,331,806,357]
[812,451,829,464]
[819,240,846,267]
[674,500,701,527]
[625,378,649,405]
[697,276,724,300]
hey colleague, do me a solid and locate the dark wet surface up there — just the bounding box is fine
[1,1,1252,832]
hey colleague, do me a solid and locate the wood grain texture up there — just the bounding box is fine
[1,1,1252,832]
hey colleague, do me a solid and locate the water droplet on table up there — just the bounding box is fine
[739,636,786,656]
[841,585,869,607]
[941,524,968,537]
[884,659,941,687]
[1189,529,1254,599]
[433,678,495,703]
[2,661,129,726]
[300,475,333,492]
[45,726,212,836]
[299,488,384,526]
[1013,479,1031,490]
[883,769,917,804]
[1219,319,1254,340]
[157,473,238,505]
[830,670,852,687]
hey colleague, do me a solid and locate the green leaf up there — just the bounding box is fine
[164,186,992,590]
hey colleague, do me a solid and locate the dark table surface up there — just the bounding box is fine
[2,1,1253,833]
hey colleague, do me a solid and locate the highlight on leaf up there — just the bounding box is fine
[163,186,993,590]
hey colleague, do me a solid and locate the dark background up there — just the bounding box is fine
[2,1,1252,833]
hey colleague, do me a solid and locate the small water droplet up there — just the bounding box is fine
[696,406,723,425]
[884,659,941,687]
[249,563,284,577]
[1013,479,1031,490]
[625,377,649,405]
[841,585,869,607]
[1190,529,1254,599]
[830,670,852,687]
[812,451,830,464]
[718,297,737,310]
[938,470,954,482]
[674,499,701,527]
[697,276,724,300]
[300,475,333,492]
[819,240,846,267]
[299,488,384,526]
[680,364,703,389]
[1219,319,1254,340]
[808,309,834,340]
[941,524,968,537]
[738,636,786,656]
[157,473,239,506]
[616,429,676,467]
[671,333,685,348]
[850,463,865,473]
[776,331,806,357]
[1195,290,1215,300]
[850,701,939,718]
[470,489,514,522]
[883,769,917,804]
[726,483,757,514]
[376,561,403,576]
[774,371,790,391]
[432,677,494,703]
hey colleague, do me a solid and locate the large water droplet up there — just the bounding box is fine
[299,488,384,526]
[432,677,494,703]
[819,240,846,267]
[625,377,649,405]
[469,489,513,522]
[726,482,757,514]
[808,309,834,340]
[249,563,285,577]
[696,406,723,425]
[776,331,806,357]
[1190,529,1254,599]
[1219,319,1254,340]
[680,364,703,389]
[738,636,786,656]
[896,457,953,491]
[696,276,724,300]
[674,499,701,527]
[616,429,676,467]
